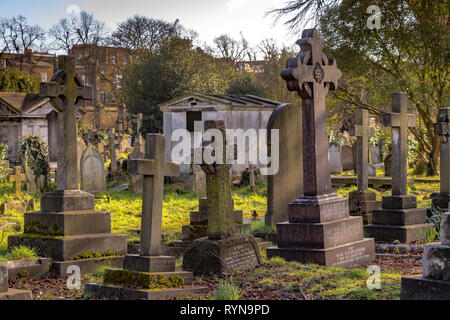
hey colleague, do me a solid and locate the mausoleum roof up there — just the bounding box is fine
[0,92,50,116]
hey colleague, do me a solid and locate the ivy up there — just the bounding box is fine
[16,136,50,186]
[0,144,8,183]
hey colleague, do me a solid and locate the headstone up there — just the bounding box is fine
[328,142,342,174]
[128,146,145,195]
[84,133,208,300]
[76,137,86,185]
[365,93,432,243]
[266,103,303,226]
[384,153,392,177]
[249,165,256,193]
[348,109,381,224]
[341,145,355,172]
[266,28,375,268]
[401,213,450,299]
[431,108,450,212]
[182,120,262,275]
[0,263,32,300]
[7,166,26,195]
[8,56,127,276]
[107,128,121,175]
[80,146,106,194]
[132,113,144,153]
[370,145,381,164]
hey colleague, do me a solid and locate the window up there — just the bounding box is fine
[41,73,47,82]
[186,111,202,133]
[100,90,107,103]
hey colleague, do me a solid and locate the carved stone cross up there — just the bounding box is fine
[8,166,26,195]
[435,108,450,195]
[350,109,376,191]
[281,28,342,196]
[383,93,416,196]
[40,56,94,190]
[107,128,122,173]
[127,134,179,256]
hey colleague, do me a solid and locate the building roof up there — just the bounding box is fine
[0,92,50,114]
[159,93,282,112]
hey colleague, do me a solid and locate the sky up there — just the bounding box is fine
[0,0,306,52]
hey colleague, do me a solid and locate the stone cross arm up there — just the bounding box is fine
[383,113,416,128]
[7,166,26,183]
[350,125,376,138]
[128,159,179,177]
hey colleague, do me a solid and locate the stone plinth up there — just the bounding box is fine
[182,234,263,276]
[348,190,381,224]
[401,213,450,299]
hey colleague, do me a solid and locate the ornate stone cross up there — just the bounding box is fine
[107,128,122,173]
[350,109,376,191]
[40,56,94,190]
[435,108,450,196]
[127,134,179,256]
[8,166,26,195]
[281,28,342,196]
[383,93,416,196]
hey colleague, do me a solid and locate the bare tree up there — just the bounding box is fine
[258,38,279,59]
[213,32,250,63]
[0,15,45,55]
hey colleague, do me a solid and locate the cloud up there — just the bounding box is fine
[227,0,255,12]
[66,4,81,16]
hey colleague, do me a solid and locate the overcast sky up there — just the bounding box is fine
[0,0,307,51]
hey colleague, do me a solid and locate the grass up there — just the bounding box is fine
[0,245,39,262]
[214,279,242,300]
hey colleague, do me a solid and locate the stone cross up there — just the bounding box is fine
[107,129,122,174]
[127,134,179,256]
[200,120,236,239]
[133,113,144,148]
[281,28,342,196]
[350,109,376,191]
[383,93,416,196]
[8,166,26,195]
[435,108,450,195]
[40,56,94,190]
[87,130,102,149]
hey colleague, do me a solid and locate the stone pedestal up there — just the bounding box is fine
[348,190,381,224]
[267,194,375,268]
[0,263,32,300]
[182,234,263,276]
[364,195,432,244]
[8,190,127,276]
[401,213,450,299]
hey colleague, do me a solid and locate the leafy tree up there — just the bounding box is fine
[226,71,262,96]
[0,69,39,93]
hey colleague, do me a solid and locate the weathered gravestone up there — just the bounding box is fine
[7,166,26,195]
[266,103,303,226]
[431,108,450,212]
[182,120,262,275]
[401,213,450,299]
[384,153,392,177]
[348,109,382,224]
[1,166,34,215]
[266,29,375,267]
[365,93,432,243]
[341,145,355,172]
[128,146,145,194]
[80,146,106,194]
[328,142,342,174]
[8,56,127,276]
[84,134,207,299]
[107,128,121,175]
[0,263,32,300]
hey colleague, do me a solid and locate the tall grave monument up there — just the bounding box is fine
[266,29,375,267]
[365,93,432,243]
[431,108,450,213]
[183,120,262,275]
[8,56,127,275]
[85,134,207,299]
[348,109,381,224]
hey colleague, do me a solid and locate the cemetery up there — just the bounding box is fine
[0,0,448,303]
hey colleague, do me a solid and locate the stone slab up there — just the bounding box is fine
[52,256,125,276]
[84,283,208,300]
[288,194,349,223]
[266,238,375,268]
[276,216,364,249]
[371,208,428,226]
[24,210,111,236]
[0,288,32,300]
[40,190,95,212]
[382,195,417,210]
[422,244,450,281]
[8,233,127,261]
[401,276,450,300]
[331,176,415,186]
[364,223,433,244]
[5,258,50,280]
[0,264,7,292]
[123,255,176,273]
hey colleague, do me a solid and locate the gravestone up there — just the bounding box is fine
[107,128,121,175]
[266,103,303,226]
[80,146,106,194]
[348,109,382,224]
[76,136,86,185]
[370,145,381,165]
[328,142,342,174]
[0,263,32,300]
[266,29,375,267]
[183,120,262,275]
[128,146,145,194]
[365,93,432,243]
[7,166,26,195]
[1,167,34,214]
[8,56,127,276]
[384,153,392,177]
[431,108,450,212]
[85,134,207,299]
[341,145,355,172]
[401,213,450,299]
[132,113,144,153]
